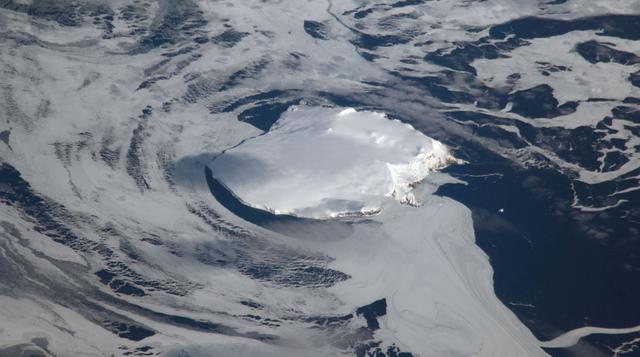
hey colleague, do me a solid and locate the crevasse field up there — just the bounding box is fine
[1,1,640,356]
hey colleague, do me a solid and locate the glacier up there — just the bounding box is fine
[210,106,461,218]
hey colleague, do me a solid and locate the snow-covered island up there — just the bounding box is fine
[210,107,461,218]
[209,106,547,356]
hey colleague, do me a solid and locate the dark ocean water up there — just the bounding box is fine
[438,158,640,356]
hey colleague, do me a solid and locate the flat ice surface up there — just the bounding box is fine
[324,188,547,356]
[211,107,458,218]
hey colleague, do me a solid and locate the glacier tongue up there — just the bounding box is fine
[210,106,460,218]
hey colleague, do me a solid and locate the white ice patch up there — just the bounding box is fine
[319,191,547,356]
[210,106,460,218]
